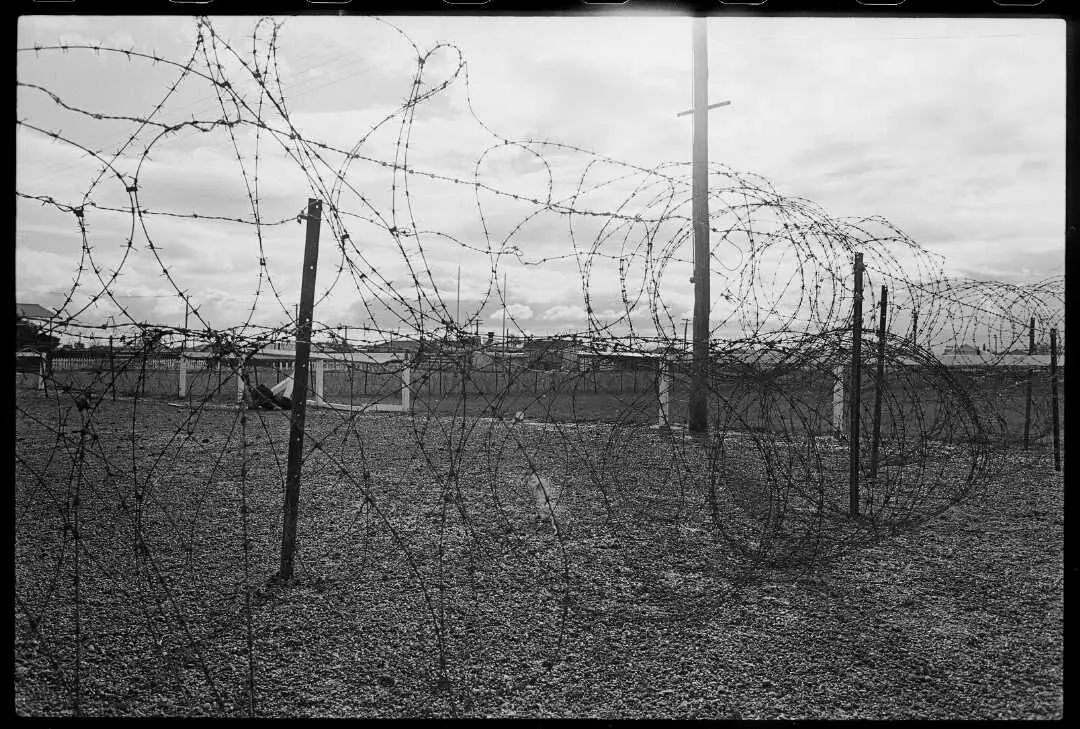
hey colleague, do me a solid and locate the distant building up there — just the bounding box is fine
[942,344,980,356]
[16,303,55,320]
[364,339,422,355]
[523,337,578,370]
[16,303,59,352]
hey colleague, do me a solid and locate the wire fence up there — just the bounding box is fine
[15,17,1064,718]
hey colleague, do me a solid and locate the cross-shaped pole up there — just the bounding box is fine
[680,16,730,435]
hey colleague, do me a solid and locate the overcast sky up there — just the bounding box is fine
[16,14,1065,342]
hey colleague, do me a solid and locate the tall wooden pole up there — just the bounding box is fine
[278,198,322,581]
[688,15,711,434]
[849,253,864,517]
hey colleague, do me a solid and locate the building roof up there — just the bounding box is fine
[184,349,406,365]
[577,350,664,359]
[934,353,1064,368]
[16,303,55,319]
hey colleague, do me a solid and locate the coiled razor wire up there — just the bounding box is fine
[15,18,1063,717]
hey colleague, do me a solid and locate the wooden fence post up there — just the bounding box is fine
[279,198,323,582]
[849,252,864,518]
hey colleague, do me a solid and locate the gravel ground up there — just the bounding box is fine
[14,393,1063,718]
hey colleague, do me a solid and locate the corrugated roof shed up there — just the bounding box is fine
[16,303,55,319]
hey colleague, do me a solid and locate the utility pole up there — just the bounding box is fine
[279,198,322,582]
[688,15,711,434]
[675,18,730,434]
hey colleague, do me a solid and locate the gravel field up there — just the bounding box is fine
[14,392,1063,718]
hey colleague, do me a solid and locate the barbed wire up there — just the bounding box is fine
[15,17,1064,718]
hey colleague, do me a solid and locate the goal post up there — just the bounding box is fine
[309,352,413,414]
[184,350,413,413]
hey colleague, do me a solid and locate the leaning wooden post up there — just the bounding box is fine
[868,286,888,495]
[279,198,322,581]
[849,252,864,518]
[179,355,188,398]
[1050,327,1060,472]
[1023,316,1035,450]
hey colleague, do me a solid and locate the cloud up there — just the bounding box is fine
[488,303,534,321]
[14,16,1065,340]
[543,304,586,321]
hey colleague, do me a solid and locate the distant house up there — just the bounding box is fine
[942,344,980,356]
[523,337,578,370]
[16,303,55,320]
[364,339,422,355]
[16,303,59,352]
